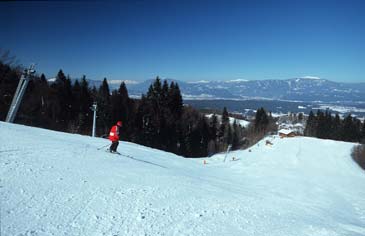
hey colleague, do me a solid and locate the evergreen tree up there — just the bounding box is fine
[324,110,332,138]
[0,63,20,120]
[316,110,331,139]
[56,69,66,83]
[147,77,162,100]
[331,113,342,140]
[185,122,203,157]
[353,118,362,142]
[222,107,229,125]
[168,82,183,119]
[63,76,74,123]
[37,74,49,124]
[207,114,218,155]
[316,110,324,138]
[40,73,47,83]
[71,80,81,117]
[45,69,69,130]
[146,85,154,99]
[342,114,357,142]
[210,114,218,140]
[160,80,174,150]
[218,123,225,145]
[18,74,46,127]
[78,76,93,134]
[197,117,209,156]
[96,78,111,136]
[162,80,169,102]
[134,94,152,144]
[361,120,365,143]
[137,85,160,148]
[110,82,131,139]
[232,120,239,150]
[304,110,316,136]
[254,107,269,132]
[226,124,232,145]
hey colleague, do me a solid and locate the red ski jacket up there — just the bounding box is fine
[109,125,120,142]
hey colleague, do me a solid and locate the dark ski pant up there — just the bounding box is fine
[110,141,119,152]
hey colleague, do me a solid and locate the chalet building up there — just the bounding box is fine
[278,129,295,138]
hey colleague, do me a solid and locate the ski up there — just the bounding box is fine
[104,149,121,155]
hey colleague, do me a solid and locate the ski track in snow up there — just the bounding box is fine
[1,122,365,235]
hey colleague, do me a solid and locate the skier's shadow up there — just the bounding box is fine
[121,154,167,169]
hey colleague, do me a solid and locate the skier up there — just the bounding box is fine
[109,121,122,153]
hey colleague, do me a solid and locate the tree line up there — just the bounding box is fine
[3,62,275,157]
[304,110,365,143]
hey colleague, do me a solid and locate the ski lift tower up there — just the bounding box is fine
[5,64,36,123]
[90,102,97,137]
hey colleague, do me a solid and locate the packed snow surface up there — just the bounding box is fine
[1,122,365,236]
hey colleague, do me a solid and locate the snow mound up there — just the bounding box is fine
[1,122,365,235]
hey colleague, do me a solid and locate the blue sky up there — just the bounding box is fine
[1,0,365,82]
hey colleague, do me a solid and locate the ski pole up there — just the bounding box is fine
[97,144,110,150]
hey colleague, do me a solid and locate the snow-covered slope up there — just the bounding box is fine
[1,122,365,235]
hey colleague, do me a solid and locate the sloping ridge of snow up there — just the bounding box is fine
[1,122,365,236]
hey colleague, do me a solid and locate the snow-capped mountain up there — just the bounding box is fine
[48,77,365,102]
[172,77,365,102]
[1,122,365,235]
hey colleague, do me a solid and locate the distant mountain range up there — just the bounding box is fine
[49,77,365,102]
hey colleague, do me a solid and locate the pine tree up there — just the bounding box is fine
[222,107,229,125]
[361,120,365,143]
[331,113,342,140]
[160,80,174,150]
[134,94,151,144]
[226,124,232,145]
[137,80,161,148]
[146,84,154,99]
[304,110,316,137]
[232,120,239,150]
[45,69,70,130]
[38,74,49,123]
[198,117,209,156]
[110,82,131,140]
[324,110,332,138]
[63,76,74,124]
[218,123,225,146]
[28,74,51,126]
[316,110,325,138]
[40,73,47,83]
[147,77,162,100]
[162,80,169,102]
[77,76,93,134]
[96,78,111,136]
[342,114,357,142]
[71,80,81,117]
[254,107,269,132]
[353,117,362,142]
[56,69,66,83]
[207,114,218,155]
[168,82,183,119]
[315,109,332,139]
